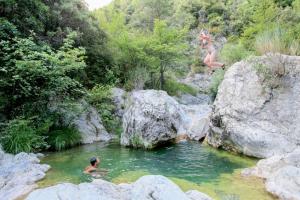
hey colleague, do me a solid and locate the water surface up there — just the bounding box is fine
[39,141,275,200]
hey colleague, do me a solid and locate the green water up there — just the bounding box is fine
[39,141,275,200]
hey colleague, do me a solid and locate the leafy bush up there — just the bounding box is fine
[253,54,287,89]
[164,77,198,96]
[209,69,225,99]
[47,127,81,151]
[0,32,86,119]
[220,43,252,65]
[0,119,48,154]
[88,85,123,136]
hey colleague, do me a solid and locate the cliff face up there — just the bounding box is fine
[207,54,300,158]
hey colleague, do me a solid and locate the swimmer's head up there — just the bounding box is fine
[90,157,100,166]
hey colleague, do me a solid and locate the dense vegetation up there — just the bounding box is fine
[0,0,299,153]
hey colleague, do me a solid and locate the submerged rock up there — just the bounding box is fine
[243,148,300,200]
[0,148,50,200]
[26,175,212,200]
[121,90,187,149]
[207,54,300,158]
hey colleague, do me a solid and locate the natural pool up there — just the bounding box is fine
[39,141,275,200]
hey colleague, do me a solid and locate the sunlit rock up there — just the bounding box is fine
[26,175,212,200]
[0,149,50,200]
[208,54,300,158]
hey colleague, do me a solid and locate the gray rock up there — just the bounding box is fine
[121,90,187,149]
[48,100,112,144]
[73,102,112,144]
[26,175,212,200]
[111,88,127,118]
[178,73,211,93]
[207,54,300,158]
[0,151,50,200]
[243,148,300,200]
[130,175,190,200]
[266,166,300,200]
[175,93,211,105]
[181,104,212,141]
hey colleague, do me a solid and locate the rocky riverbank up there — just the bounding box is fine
[0,147,50,200]
[26,175,212,200]
[243,148,300,200]
[206,54,300,200]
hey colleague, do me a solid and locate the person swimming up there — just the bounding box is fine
[84,157,100,174]
[84,157,108,179]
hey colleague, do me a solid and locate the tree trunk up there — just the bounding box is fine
[160,65,164,90]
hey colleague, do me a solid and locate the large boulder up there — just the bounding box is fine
[0,151,50,200]
[207,54,300,158]
[121,90,187,149]
[26,175,212,200]
[243,148,300,200]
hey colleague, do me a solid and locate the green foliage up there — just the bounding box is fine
[146,19,188,89]
[131,134,143,148]
[209,69,225,99]
[88,85,122,136]
[255,27,300,55]
[164,78,198,97]
[47,127,82,151]
[0,0,49,36]
[253,54,287,89]
[220,43,252,65]
[0,32,86,119]
[1,0,112,87]
[0,119,48,154]
[0,18,19,40]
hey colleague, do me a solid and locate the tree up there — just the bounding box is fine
[147,20,188,89]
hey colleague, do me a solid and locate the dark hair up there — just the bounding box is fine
[90,157,97,166]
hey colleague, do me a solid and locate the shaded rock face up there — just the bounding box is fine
[175,73,212,141]
[243,148,300,200]
[26,175,212,200]
[178,73,212,93]
[73,102,112,144]
[207,55,300,158]
[181,104,211,141]
[111,88,127,118]
[121,90,187,149]
[49,100,112,144]
[0,149,50,200]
